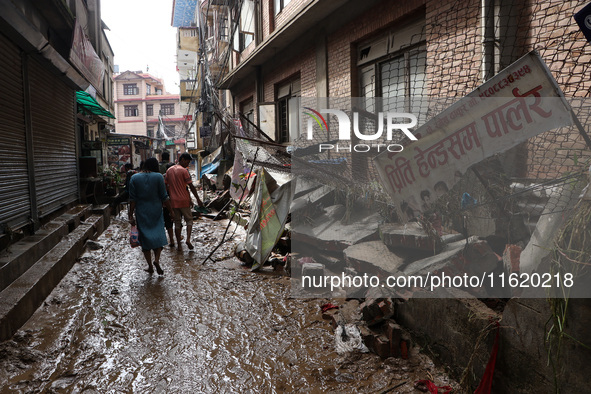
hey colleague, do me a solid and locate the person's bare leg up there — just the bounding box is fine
[167,227,175,247]
[175,223,183,249]
[142,250,154,273]
[153,247,164,275]
[186,224,193,249]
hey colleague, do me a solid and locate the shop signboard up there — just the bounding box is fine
[373,51,574,220]
[107,137,132,171]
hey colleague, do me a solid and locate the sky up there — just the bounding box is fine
[101,0,179,94]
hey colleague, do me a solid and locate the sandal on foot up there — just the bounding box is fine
[144,268,154,274]
[154,262,164,275]
[186,241,194,250]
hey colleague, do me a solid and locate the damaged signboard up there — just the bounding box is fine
[246,169,296,271]
[373,50,575,219]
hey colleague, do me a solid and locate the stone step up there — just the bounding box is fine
[0,222,68,294]
[0,222,96,342]
[0,204,93,294]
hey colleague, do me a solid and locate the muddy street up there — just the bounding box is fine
[0,215,456,393]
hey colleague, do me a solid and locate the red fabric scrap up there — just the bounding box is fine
[320,303,338,313]
[473,321,500,394]
[414,380,453,394]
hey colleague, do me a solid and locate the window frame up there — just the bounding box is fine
[146,104,154,116]
[357,20,426,114]
[161,103,175,116]
[123,83,138,95]
[124,105,139,117]
[274,0,293,15]
[275,77,301,144]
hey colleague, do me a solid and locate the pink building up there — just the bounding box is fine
[113,71,187,140]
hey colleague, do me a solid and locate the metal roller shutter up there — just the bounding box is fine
[0,33,32,230]
[29,58,78,217]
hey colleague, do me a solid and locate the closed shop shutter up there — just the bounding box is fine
[0,33,32,230]
[29,58,78,217]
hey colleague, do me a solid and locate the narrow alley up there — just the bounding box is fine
[0,215,455,393]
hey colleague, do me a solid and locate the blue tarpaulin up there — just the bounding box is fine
[200,161,220,178]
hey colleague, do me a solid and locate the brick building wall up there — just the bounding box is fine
[273,0,311,32]
[425,0,481,97]
[326,0,426,97]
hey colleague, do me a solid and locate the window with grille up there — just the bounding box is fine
[220,15,228,42]
[147,127,154,137]
[161,103,175,115]
[182,29,198,37]
[123,83,138,95]
[358,20,426,114]
[146,84,151,95]
[124,105,138,117]
[147,104,153,116]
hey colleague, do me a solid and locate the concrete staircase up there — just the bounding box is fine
[0,204,110,342]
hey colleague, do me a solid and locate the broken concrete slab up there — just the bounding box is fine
[293,177,323,199]
[290,184,335,214]
[402,236,499,278]
[344,241,407,278]
[379,222,442,253]
[402,238,467,276]
[292,210,382,252]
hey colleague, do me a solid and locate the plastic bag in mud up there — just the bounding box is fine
[334,324,369,355]
[129,226,141,248]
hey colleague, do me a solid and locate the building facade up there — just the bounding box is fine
[0,0,114,234]
[199,0,591,392]
[113,71,186,140]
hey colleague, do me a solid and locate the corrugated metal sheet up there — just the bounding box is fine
[0,33,32,230]
[29,58,78,217]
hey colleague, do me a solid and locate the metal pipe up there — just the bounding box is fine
[481,0,495,82]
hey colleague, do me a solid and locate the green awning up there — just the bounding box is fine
[76,91,115,119]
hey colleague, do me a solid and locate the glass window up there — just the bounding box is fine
[161,103,175,115]
[147,104,153,116]
[124,105,138,117]
[274,0,292,15]
[146,84,151,95]
[123,83,138,95]
[276,78,300,143]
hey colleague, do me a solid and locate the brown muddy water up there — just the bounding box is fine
[0,216,457,393]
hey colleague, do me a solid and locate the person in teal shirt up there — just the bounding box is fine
[128,158,175,275]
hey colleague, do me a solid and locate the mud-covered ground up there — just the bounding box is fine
[0,215,457,393]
